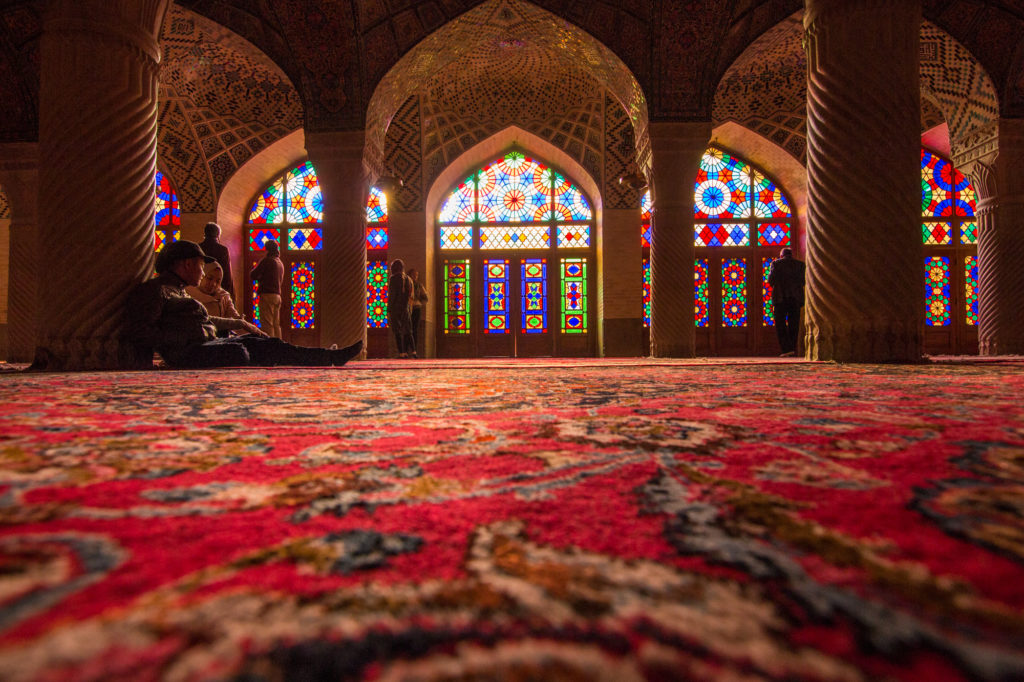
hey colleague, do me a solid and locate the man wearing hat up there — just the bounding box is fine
[125,240,361,368]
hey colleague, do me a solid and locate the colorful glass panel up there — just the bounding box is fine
[757,223,790,247]
[288,227,323,251]
[155,171,180,227]
[367,226,389,250]
[965,256,979,326]
[642,257,651,328]
[484,259,511,334]
[366,186,388,223]
[440,226,473,250]
[556,225,590,248]
[721,258,747,327]
[284,162,323,223]
[961,221,978,245]
[695,223,749,247]
[439,177,476,223]
[561,258,587,333]
[551,172,593,220]
[641,190,653,222]
[366,261,388,328]
[751,171,792,218]
[155,230,180,253]
[478,152,548,223]
[290,262,315,329]
[443,259,471,334]
[248,227,281,251]
[925,256,951,326]
[921,150,973,217]
[480,225,550,250]
[251,280,260,328]
[694,149,751,219]
[923,221,953,245]
[521,258,548,334]
[695,259,709,328]
[762,256,775,327]
[248,177,286,224]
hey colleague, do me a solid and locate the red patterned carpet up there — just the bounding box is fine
[0,358,1023,681]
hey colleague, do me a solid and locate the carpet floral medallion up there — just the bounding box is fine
[0,359,1022,681]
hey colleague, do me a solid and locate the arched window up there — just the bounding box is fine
[245,161,323,345]
[642,147,794,355]
[154,170,180,252]
[366,186,389,330]
[436,150,594,358]
[921,149,978,353]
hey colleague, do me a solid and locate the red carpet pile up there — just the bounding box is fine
[0,358,1022,681]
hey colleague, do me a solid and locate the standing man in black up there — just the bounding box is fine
[199,222,233,300]
[767,247,806,357]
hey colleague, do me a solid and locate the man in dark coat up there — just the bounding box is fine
[767,247,806,357]
[198,222,233,299]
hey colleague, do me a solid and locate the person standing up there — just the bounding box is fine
[767,247,806,357]
[251,239,284,339]
[198,222,233,299]
[388,259,415,358]
[408,267,428,357]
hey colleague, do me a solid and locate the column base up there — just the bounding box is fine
[805,320,923,363]
[29,336,149,371]
[979,337,1024,356]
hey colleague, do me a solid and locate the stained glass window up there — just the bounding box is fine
[444,260,470,334]
[561,258,587,333]
[366,186,388,250]
[695,258,709,328]
[247,162,325,335]
[965,256,978,326]
[641,190,653,249]
[642,257,651,328]
[521,258,548,334]
[367,261,388,328]
[154,171,180,253]
[926,256,951,326]
[437,150,593,339]
[762,256,775,327]
[291,262,316,329]
[722,258,748,327]
[920,150,978,343]
[484,259,511,334]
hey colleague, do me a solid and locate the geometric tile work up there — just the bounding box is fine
[385,95,423,212]
[919,21,998,143]
[366,0,646,167]
[604,93,638,210]
[713,13,998,161]
[157,5,302,209]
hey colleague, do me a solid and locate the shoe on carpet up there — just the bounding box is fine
[330,340,363,365]
[779,351,796,357]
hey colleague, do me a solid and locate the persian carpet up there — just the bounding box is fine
[0,358,1023,681]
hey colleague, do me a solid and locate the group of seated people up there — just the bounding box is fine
[125,240,361,369]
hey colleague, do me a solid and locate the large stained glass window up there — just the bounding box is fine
[921,150,978,348]
[155,170,180,252]
[642,148,793,347]
[436,150,594,347]
[245,162,324,336]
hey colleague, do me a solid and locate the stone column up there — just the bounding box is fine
[953,118,1024,355]
[35,0,170,369]
[648,121,712,357]
[0,144,38,363]
[305,130,369,353]
[803,0,922,361]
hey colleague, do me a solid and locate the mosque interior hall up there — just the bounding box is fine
[0,0,1020,366]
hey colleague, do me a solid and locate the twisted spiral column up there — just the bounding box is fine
[803,0,923,361]
[35,0,170,370]
[958,119,1024,356]
[305,131,369,354]
[0,143,39,362]
[649,121,712,357]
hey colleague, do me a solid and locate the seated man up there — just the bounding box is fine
[125,240,361,368]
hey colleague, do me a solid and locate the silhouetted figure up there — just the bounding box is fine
[767,247,806,357]
[388,259,415,358]
[251,239,284,338]
[198,222,233,299]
